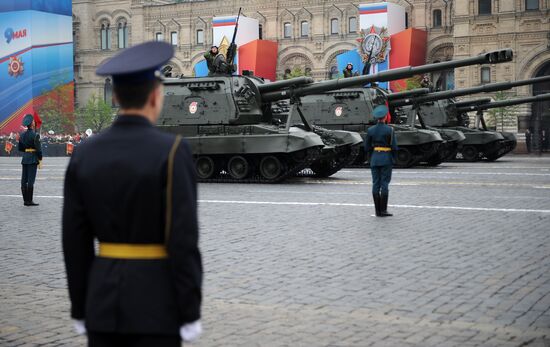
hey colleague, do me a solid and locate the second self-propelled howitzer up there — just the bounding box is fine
[390,74,550,161]
[269,49,513,167]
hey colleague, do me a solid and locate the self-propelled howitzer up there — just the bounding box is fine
[390,75,550,161]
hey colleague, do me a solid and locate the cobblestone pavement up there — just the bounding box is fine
[1,155,549,347]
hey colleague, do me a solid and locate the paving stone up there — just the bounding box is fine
[1,156,550,346]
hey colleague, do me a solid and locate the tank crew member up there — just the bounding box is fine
[420,74,433,90]
[18,114,42,206]
[343,63,354,78]
[365,105,398,217]
[62,41,203,346]
[204,45,219,75]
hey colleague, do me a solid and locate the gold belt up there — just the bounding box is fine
[98,243,168,259]
[25,149,36,152]
[374,147,391,152]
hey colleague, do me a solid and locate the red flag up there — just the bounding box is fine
[4,141,13,154]
[33,110,42,129]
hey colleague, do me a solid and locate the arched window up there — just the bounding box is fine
[348,17,357,33]
[525,0,539,10]
[300,21,309,37]
[433,10,442,27]
[196,29,204,44]
[478,0,491,15]
[405,12,409,28]
[155,32,163,41]
[117,21,128,49]
[100,23,111,50]
[283,22,292,38]
[330,18,339,35]
[171,31,178,46]
[329,66,339,79]
[481,67,491,84]
[259,24,263,39]
[104,78,113,106]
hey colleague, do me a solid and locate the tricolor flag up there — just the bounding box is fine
[359,4,388,15]
[212,17,238,27]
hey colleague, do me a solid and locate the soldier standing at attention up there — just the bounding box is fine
[343,63,354,78]
[204,45,219,75]
[18,114,42,206]
[62,41,203,346]
[365,105,398,217]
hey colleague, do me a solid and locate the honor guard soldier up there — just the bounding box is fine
[365,105,398,217]
[18,114,42,206]
[62,41,203,346]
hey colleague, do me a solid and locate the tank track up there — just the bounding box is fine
[297,144,361,178]
[483,139,517,161]
[197,147,322,184]
[425,140,459,166]
[453,139,516,162]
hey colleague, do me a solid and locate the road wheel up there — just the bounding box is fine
[395,148,413,167]
[227,155,250,179]
[461,145,478,162]
[259,155,283,180]
[195,156,216,179]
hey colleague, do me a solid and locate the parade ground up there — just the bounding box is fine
[1,155,549,347]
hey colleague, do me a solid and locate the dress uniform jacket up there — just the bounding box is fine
[364,123,398,166]
[62,115,202,335]
[18,129,42,164]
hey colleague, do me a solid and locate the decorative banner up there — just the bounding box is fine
[389,28,427,91]
[238,40,278,81]
[358,25,391,75]
[358,2,406,90]
[359,3,405,36]
[0,0,73,134]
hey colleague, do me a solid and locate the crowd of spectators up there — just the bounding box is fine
[1,130,93,156]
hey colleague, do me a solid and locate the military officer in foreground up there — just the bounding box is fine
[18,114,42,206]
[62,41,203,346]
[365,105,398,217]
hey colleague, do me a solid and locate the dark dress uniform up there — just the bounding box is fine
[365,105,398,217]
[62,41,202,346]
[18,114,42,206]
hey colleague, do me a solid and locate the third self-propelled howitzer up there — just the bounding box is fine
[390,74,550,161]
[266,49,513,167]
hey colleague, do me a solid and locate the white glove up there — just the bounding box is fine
[180,320,202,342]
[73,319,86,335]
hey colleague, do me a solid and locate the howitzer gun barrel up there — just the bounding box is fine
[390,74,550,107]
[386,88,430,101]
[261,49,513,103]
[455,93,550,113]
[257,77,314,93]
[452,98,492,108]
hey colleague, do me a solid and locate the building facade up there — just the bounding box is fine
[72,0,550,134]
